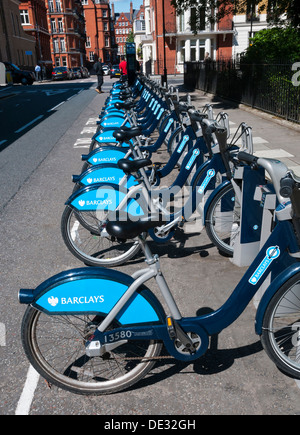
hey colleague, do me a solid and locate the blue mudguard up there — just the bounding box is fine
[19,267,165,325]
[65,183,146,217]
[82,146,133,166]
[255,261,300,335]
[73,163,138,189]
[99,117,130,129]
[93,129,118,144]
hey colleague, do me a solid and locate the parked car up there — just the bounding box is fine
[102,64,110,75]
[110,65,121,79]
[52,67,73,81]
[82,67,90,78]
[71,67,83,79]
[4,62,35,85]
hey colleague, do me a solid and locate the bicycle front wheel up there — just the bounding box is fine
[61,206,141,267]
[261,272,300,379]
[205,183,240,256]
[21,307,163,395]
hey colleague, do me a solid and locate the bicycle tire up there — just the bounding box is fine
[205,183,240,256]
[21,307,163,395]
[261,272,300,379]
[167,126,183,155]
[61,206,141,267]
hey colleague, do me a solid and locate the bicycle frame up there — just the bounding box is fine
[84,216,300,361]
[21,206,300,363]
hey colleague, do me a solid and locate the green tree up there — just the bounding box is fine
[170,0,300,33]
[126,31,135,43]
[241,27,300,63]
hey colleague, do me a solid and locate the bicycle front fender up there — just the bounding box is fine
[65,183,146,217]
[202,180,231,225]
[19,268,165,325]
[81,146,132,166]
[255,262,300,335]
[73,163,138,189]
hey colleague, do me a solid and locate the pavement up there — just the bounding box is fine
[182,87,300,175]
[2,76,300,415]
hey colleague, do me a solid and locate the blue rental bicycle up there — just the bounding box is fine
[60,120,252,266]
[20,154,300,395]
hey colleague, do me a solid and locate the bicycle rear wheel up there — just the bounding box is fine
[21,307,162,395]
[261,272,300,379]
[61,206,141,267]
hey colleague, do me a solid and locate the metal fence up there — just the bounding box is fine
[184,60,300,124]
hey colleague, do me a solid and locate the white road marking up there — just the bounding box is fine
[15,365,40,415]
[15,115,44,133]
[48,101,65,112]
[0,323,6,346]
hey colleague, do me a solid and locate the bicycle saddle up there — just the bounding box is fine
[114,101,135,110]
[106,213,166,240]
[113,126,142,142]
[118,158,152,174]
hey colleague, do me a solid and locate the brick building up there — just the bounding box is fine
[82,0,115,65]
[112,2,134,58]
[0,0,36,67]
[141,0,234,75]
[45,0,86,68]
[19,0,52,76]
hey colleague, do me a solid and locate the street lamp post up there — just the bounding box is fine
[161,0,168,87]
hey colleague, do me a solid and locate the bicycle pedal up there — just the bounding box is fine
[179,217,186,228]
[166,317,176,339]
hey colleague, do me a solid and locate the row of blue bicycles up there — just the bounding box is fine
[19,74,300,395]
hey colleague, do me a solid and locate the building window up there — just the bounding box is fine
[56,0,62,12]
[86,36,91,48]
[58,18,63,33]
[199,39,205,61]
[81,0,88,4]
[190,40,196,61]
[60,38,66,52]
[51,18,57,33]
[179,41,185,63]
[190,7,205,32]
[105,36,110,47]
[89,51,95,62]
[53,38,59,53]
[55,57,60,66]
[104,22,108,31]
[62,56,67,67]
[103,10,107,17]
[49,0,54,12]
[20,10,30,25]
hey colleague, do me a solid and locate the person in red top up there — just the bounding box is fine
[119,56,127,77]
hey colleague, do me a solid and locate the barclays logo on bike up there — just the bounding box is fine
[185,149,200,170]
[47,295,104,308]
[249,246,280,285]
[198,169,216,194]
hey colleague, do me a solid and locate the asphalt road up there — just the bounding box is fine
[1,75,300,416]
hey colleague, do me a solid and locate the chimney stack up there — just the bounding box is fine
[130,1,133,21]
[111,2,115,20]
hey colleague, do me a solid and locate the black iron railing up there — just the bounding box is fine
[184,60,300,124]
